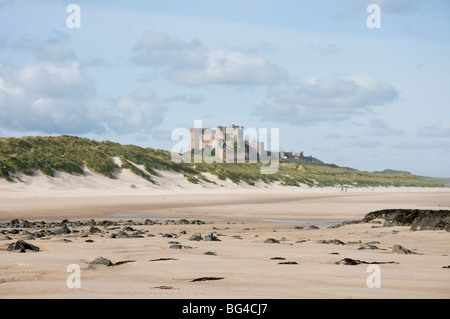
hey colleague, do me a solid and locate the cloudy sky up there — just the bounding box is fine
[0,0,449,177]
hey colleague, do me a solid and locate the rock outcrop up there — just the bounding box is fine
[362,209,450,232]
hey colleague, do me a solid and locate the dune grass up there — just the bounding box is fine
[0,135,444,188]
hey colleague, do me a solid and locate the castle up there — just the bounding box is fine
[189,124,318,163]
[189,125,264,160]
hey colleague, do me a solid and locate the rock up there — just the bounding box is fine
[19,220,31,228]
[231,235,242,239]
[358,244,379,250]
[90,256,113,266]
[443,265,450,269]
[264,238,280,244]
[177,219,190,225]
[146,234,155,237]
[7,240,40,253]
[346,240,362,245]
[335,258,362,265]
[191,277,224,282]
[191,220,206,225]
[204,251,216,255]
[391,244,417,254]
[80,232,90,238]
[1,236,12,240]
[307,225,319,230]
[270,257,286,260]
[55,224,71,235]
[123,226,134,232]
[278,261,298,265]
[170,244,183,249]
[188,233,203,241]
[296,240,307,243]
[85,239,94,243]
[168,241,180,244]
[205,232,221,241]
[335,258,399,265]
[89,226,101,234]
[362,209,450,231]
[327,239,345,245]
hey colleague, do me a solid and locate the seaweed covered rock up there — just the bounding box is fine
[362,209,450,231]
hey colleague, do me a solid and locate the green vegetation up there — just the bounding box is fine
[0,135,444,188]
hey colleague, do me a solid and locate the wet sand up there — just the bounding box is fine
[1,186,449,299]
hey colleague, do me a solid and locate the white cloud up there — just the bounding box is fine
[132,30,287,86]
[255,74,398,125]
[0,62,100,134]
[110,87,166,134]
[36,33,75,62]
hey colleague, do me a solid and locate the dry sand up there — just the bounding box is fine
[0,168,449,299]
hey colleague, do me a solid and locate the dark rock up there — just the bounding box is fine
[296,240,307,243]
[362,209,450,231]
[443,265,450,269]
[1,236,12,240]
[191,277,224,282]
[55,224,71,235]
[168,241,180,244]
[7,240,40,252]
[204,251,216,255]
[335,258,362,265]
[80,232,89,238]
[149,258,178,262]
[278,261,298,265]
[85,239,94,243]
[90,256,112,266]
[89,226,101,234]
[326,239,345,245]
[177,219,190,224]
[191,220,206,225]
[188,233,203,241]
[123,226,134,232]
[358,244,380,250]
[391,244,417,254]
[335,258,399,265]
[231,235,243,239]
[205,232,221,241]
[111,260,136,266]
[264,238,280,244]
[111,231,129,238]
[170,244,183,249]
[307,225,319,230]
[98,220,115,227]
[270,257,286,260]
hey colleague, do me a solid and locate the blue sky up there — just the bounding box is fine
[0,0,449,177]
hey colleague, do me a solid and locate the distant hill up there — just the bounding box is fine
[0,136,444,188]
[374,169,411,175]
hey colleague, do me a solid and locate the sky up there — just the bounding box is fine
[0,0,449,177]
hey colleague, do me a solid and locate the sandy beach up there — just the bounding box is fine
[1,170,449,299]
